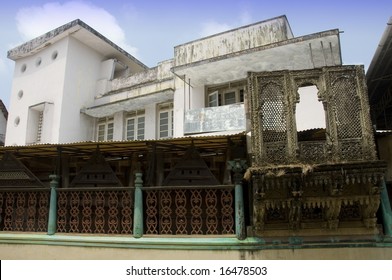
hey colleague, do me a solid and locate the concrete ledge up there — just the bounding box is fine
[1,232,392,250]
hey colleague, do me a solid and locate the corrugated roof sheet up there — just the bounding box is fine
[0,132,246,159]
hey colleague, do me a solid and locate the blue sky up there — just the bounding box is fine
[0,0,390,108]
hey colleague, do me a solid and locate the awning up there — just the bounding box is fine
[82,89,174,118]
[0,132,246,159]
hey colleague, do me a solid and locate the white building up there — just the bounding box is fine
[5,16,341,146]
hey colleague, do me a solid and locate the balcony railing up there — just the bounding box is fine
[143,185,234,235]
[184,103,246,134]
[0,176,240,237]
[56,187,134,234]
[0,188,50,232]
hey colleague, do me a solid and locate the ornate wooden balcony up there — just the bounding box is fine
[247,65,389,237]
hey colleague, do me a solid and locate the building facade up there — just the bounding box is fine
[5,16,341,145]
[0,16,391,259]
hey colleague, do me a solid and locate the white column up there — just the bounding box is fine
[145,103,157,139]
[113,111,124,141]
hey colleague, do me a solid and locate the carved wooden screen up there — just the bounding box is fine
[249,66,377,166]
[259,79,288,164]
[328,68,373,161]
[331,76,362,139]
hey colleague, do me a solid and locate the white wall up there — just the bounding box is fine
[5,39,68,146]
[57,37,104,143]
[145,103,157,139]
[5,35,107,145]
[113,111,124,141]
[190,86,205,109]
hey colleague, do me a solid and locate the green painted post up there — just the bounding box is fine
[380,179,392,237]
[47,175,59,235]
[133,172,144,238]
[228,159,247,240]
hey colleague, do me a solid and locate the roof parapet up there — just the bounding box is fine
[7,19,148,71]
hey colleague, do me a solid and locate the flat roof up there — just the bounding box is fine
[7,19,148,73]
[172,29,341,87]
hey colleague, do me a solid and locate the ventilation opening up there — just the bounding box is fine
[296,85,326,141]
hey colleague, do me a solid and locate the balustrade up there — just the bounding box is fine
[0,189,50,232]
[0,181,238,237]
[56,188,134,234]
[143,186,235,235]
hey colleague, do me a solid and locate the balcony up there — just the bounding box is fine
[184,103,246,135]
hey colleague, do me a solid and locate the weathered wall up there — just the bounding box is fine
[174,16,292,66]
[108,60,174,94]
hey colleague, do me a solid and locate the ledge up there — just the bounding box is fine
[0,233,391,251]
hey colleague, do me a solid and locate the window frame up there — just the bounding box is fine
[96,117,114,142]
[126,112,145,141]
[158,104,174,139]
[206,81,246,107]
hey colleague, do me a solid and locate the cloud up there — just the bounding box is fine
[15,1,138,56]
[199,9,253,38]
[199,21,232,37]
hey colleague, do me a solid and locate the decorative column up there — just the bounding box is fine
[133,171,144,238]
[380,179,392,237]
[228,159,247,240]
[47,174,59,235]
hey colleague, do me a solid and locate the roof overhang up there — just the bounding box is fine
[82,89,174,118]
[7,19,148,73]
[0,132,246,159]
[172,30,341,87]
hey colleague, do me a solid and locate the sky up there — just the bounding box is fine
[0,0,390,109]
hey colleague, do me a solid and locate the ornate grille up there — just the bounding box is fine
[56,189,133,234]
[331,76,362,139]
[265,143,287,164]
[339,140,363,161]
[260,82,287,143]
[298,142,327,163]
[0,190,49,232]
[249,66,375,166]
[144,187,234,235]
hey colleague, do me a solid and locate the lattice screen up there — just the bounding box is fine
[331,77,362,139]
[260,82,287,143]
[249,66,375,165]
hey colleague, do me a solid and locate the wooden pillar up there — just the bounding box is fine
[47,175,59,235]
[228,159,247,240]
[133,172,144,238]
